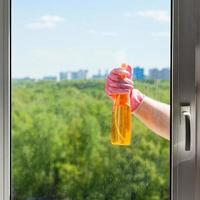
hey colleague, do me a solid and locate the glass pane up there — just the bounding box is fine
[12,1,170,199]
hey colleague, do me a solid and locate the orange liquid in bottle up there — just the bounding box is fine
[111,94,132,145]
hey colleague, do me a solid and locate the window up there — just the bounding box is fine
[12,1,171,199]
[0,0,199,199]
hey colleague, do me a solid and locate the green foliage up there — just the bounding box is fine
[12,80,170,200]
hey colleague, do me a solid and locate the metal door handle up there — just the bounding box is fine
[182,111,191,151]
[181,105,191,151]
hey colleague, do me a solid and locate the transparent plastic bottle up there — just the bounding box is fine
[111,80,132,145]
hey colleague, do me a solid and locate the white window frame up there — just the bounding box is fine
[0,0,10,199]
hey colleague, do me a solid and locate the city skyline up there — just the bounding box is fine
[12,0,170,78]
[13,66,170,81]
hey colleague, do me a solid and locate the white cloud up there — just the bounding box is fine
[88,29,118,37]
[136,10,170,22]
[26,15,64,30]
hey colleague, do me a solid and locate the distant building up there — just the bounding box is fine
[148,68,159,80]
[92,69,108,80]
[133,66,145,80]
[160,68,170,80]
[43,76,57,81]
[148,68,170,80]
[12,77,35,81]
[71,70,88,80]
[59,72,70,81]
[59,70,88,80]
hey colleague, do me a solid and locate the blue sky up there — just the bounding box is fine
[12,0,170,78]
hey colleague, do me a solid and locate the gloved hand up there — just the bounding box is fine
[105,64,145,112]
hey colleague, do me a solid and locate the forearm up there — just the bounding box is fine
[133,96,170,140]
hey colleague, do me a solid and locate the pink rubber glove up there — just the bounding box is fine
[105,64,145,112]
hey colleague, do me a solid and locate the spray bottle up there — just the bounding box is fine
[111,64,132,145]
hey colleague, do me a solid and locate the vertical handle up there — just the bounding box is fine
[182,111,191,151]
[181,105,191,151]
